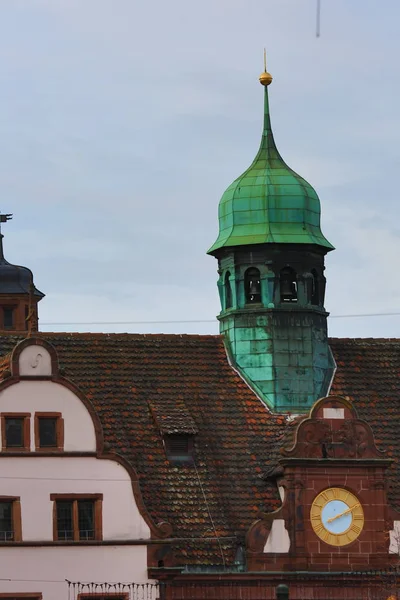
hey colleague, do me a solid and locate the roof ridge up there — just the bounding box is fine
[0,331,223,340]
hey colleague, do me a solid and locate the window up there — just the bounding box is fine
[165,434,194,464]
[51,494,103,541]
[244,268,261,304]
[0,497,22,541]
[1,414,30,451]
[3,307,14,330]
[280,267,297,303]
[224,271,232,309]
[35,412,64,451]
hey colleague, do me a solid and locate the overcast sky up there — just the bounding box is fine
[0,0,399,338]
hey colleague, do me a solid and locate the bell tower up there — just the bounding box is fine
[0,214,44,332]
[208,64,335,413]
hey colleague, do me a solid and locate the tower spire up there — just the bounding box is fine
[207,62,335,413]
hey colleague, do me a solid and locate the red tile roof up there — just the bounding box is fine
[0,333,398,565]
[0,332,285,565]
[329,337,400,512]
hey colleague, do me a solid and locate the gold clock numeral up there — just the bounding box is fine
[353,514,363,521]
[332,488,340,499]
[314,523,324,534]
[323,531,331,544]
[351,524,361,535]
[320,491,329,502]
[311,514,320,521]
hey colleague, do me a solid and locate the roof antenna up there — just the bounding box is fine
[316,0,321,37]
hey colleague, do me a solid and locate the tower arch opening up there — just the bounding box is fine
[280,267,297,303]
[245,268,261,304]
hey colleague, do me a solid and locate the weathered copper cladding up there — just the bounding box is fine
[208,73,334,412]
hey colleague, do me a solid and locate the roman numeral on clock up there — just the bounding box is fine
[314,523,324,534]
[351,524,361,535]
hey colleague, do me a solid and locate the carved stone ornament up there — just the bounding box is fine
[246,518,272,553]
[281,395,385,460]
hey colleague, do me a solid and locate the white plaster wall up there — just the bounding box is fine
[389,520,400,554]
[0,546,156,599]
[263,519,290,553]
[0,358,156,598]
[0,380,96,451]
[0,456,150,540]
[19,346,52,376]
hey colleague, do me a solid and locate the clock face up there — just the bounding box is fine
[310,487,364,546]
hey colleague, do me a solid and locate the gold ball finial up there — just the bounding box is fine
[259,71,273,86]
[259,49,272,86]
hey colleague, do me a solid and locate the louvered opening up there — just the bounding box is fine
[165,434,193,463]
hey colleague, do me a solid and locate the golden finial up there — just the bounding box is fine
[259,48,273,86]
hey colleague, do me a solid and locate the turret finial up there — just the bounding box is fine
[259,49,273,86]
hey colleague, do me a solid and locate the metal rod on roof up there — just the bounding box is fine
[316,0,321,37]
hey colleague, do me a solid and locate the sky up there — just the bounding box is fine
[0,0,399,338]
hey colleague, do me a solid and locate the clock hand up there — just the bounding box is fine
[326,503,360,524]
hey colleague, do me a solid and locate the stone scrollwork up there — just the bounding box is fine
[30,352,42,369]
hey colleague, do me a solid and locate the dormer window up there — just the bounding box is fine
[280,267,297,303]
[165,434,194,464]
[3,307,14,329]
[245,268,261,304]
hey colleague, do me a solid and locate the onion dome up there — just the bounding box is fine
[207,69,333,255]
[0,234,44,298]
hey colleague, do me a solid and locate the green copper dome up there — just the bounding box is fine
[208,77,333,254]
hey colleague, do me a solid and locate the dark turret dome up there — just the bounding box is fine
[0,234,44,298]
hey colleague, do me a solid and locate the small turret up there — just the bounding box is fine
[0,215,44,332]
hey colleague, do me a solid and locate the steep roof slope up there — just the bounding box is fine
[0,333,398,564]
[0,332,285,565]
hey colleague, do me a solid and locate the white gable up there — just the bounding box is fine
[19,345,52,376]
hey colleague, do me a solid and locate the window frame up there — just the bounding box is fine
[0,496,22,542]
[51,493,103,542]
[34,412,64,451]
[2,305,15,330]
[1,413,30,452]
[0,595,42,599]
[78,596,129,600]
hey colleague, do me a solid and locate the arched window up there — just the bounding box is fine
[245,268,261,304]
[311,269,320,306]
[225,271,232,309]
[280,267,297,303]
